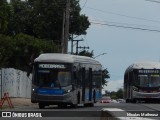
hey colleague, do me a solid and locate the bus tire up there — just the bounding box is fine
[89,103,94,107]
[39,103,45,109]
[93,91,96,103]
[71,103,77,108]
[132,99,136,103]
[77,92,80,104]
[126,99,130,103]
[58,104,67,108]
[84,103,94,107]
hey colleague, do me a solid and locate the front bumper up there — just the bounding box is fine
[31,93,72,104]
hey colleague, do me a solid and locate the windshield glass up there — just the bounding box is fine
[58,72,71,87]
[139,75,148,87]
[150,75,160,87]
[37,69,71,87]
[137,74,160,87]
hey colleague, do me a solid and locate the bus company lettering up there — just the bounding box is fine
[11,112,42,117]
[39,64,66,69]
[138,70,159,74]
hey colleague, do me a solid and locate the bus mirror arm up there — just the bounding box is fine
[72,84,76,90]
[27,62,33,77]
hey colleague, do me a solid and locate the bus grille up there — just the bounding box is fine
[36,94,70,101]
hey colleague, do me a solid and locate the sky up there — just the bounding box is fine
[74,0,160,92]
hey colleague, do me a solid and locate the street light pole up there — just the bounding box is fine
[93,53,107,59]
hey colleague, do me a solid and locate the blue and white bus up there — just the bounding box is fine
[31,53,102,108]
[124,61,160,103]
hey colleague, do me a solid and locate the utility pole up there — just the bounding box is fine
[72,39,84,55]
[71,34,74,54]
[78,46,89,50]
[71,39,90,55]
[62,0,70,54]
[61,9,65,53]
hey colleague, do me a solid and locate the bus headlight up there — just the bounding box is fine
[32,89,35,91]
[65,89,71,93]
[67,90,71,93]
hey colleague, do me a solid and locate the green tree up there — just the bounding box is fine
[8,0,90,43]
[116,88,123,99]
[69,0,90,35]
[0,33,59,71]
[102,68,110,87]
[0,0,91,71]
[0,0,10,34]
[0,34,15,67]
[7,0,33,35]
[78,50,94,57]
[110,88,123,99]
[110,91,117,99]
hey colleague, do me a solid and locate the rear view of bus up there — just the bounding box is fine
[31,53,102,108]
[124,61,160,103]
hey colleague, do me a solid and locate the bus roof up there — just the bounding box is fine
[34,53,101,65]
[125,61,160,73]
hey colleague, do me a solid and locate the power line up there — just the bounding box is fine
[91,19,160,30]
[81,0,88,10]
[145,0,160,3]
[91,21,160,33]
[85,6,160,24]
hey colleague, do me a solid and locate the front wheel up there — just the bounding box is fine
[132,99,137,103]
[71,103,77,108]
[39,103,45,109]
[84,103,94,107]
[126,99,130,103]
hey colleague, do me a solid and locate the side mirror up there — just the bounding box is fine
[27,62,33,77]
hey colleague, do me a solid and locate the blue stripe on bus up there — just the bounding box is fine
[85,91,102,100]
[96,91,102,99]
[37,88,64,95]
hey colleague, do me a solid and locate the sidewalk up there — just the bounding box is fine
[1,98,36,109]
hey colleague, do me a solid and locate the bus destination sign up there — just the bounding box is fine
[138,69,159,74]
[39,64,66,69]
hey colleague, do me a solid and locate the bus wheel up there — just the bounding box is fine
[39,103,45,109]
[58,104,67,108]
[126,99,130,103]
[71,103,77,108]
[84,103,94,107]
[88,103,94,107]
[132,99,137,103]
[93,91,96,103]
[77,92,80,104]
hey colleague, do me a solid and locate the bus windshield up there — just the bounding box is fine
[136,74,160,87]
[37,69,71,87]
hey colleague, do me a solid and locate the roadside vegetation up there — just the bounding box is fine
[0,0,110,86]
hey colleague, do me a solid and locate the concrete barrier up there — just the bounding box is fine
[0,68,32,98]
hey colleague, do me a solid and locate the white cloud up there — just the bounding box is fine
[103,79,124,92]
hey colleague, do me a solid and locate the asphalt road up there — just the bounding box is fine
[1,102,160,120]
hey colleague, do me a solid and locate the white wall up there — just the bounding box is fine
[0,68,32,98]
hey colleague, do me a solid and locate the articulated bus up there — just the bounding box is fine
[124,61,160,103]
[31,53,102,108]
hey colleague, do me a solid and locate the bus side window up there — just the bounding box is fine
[73,71,77,80]
[77,68,82,87]
[73,66,79,87]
